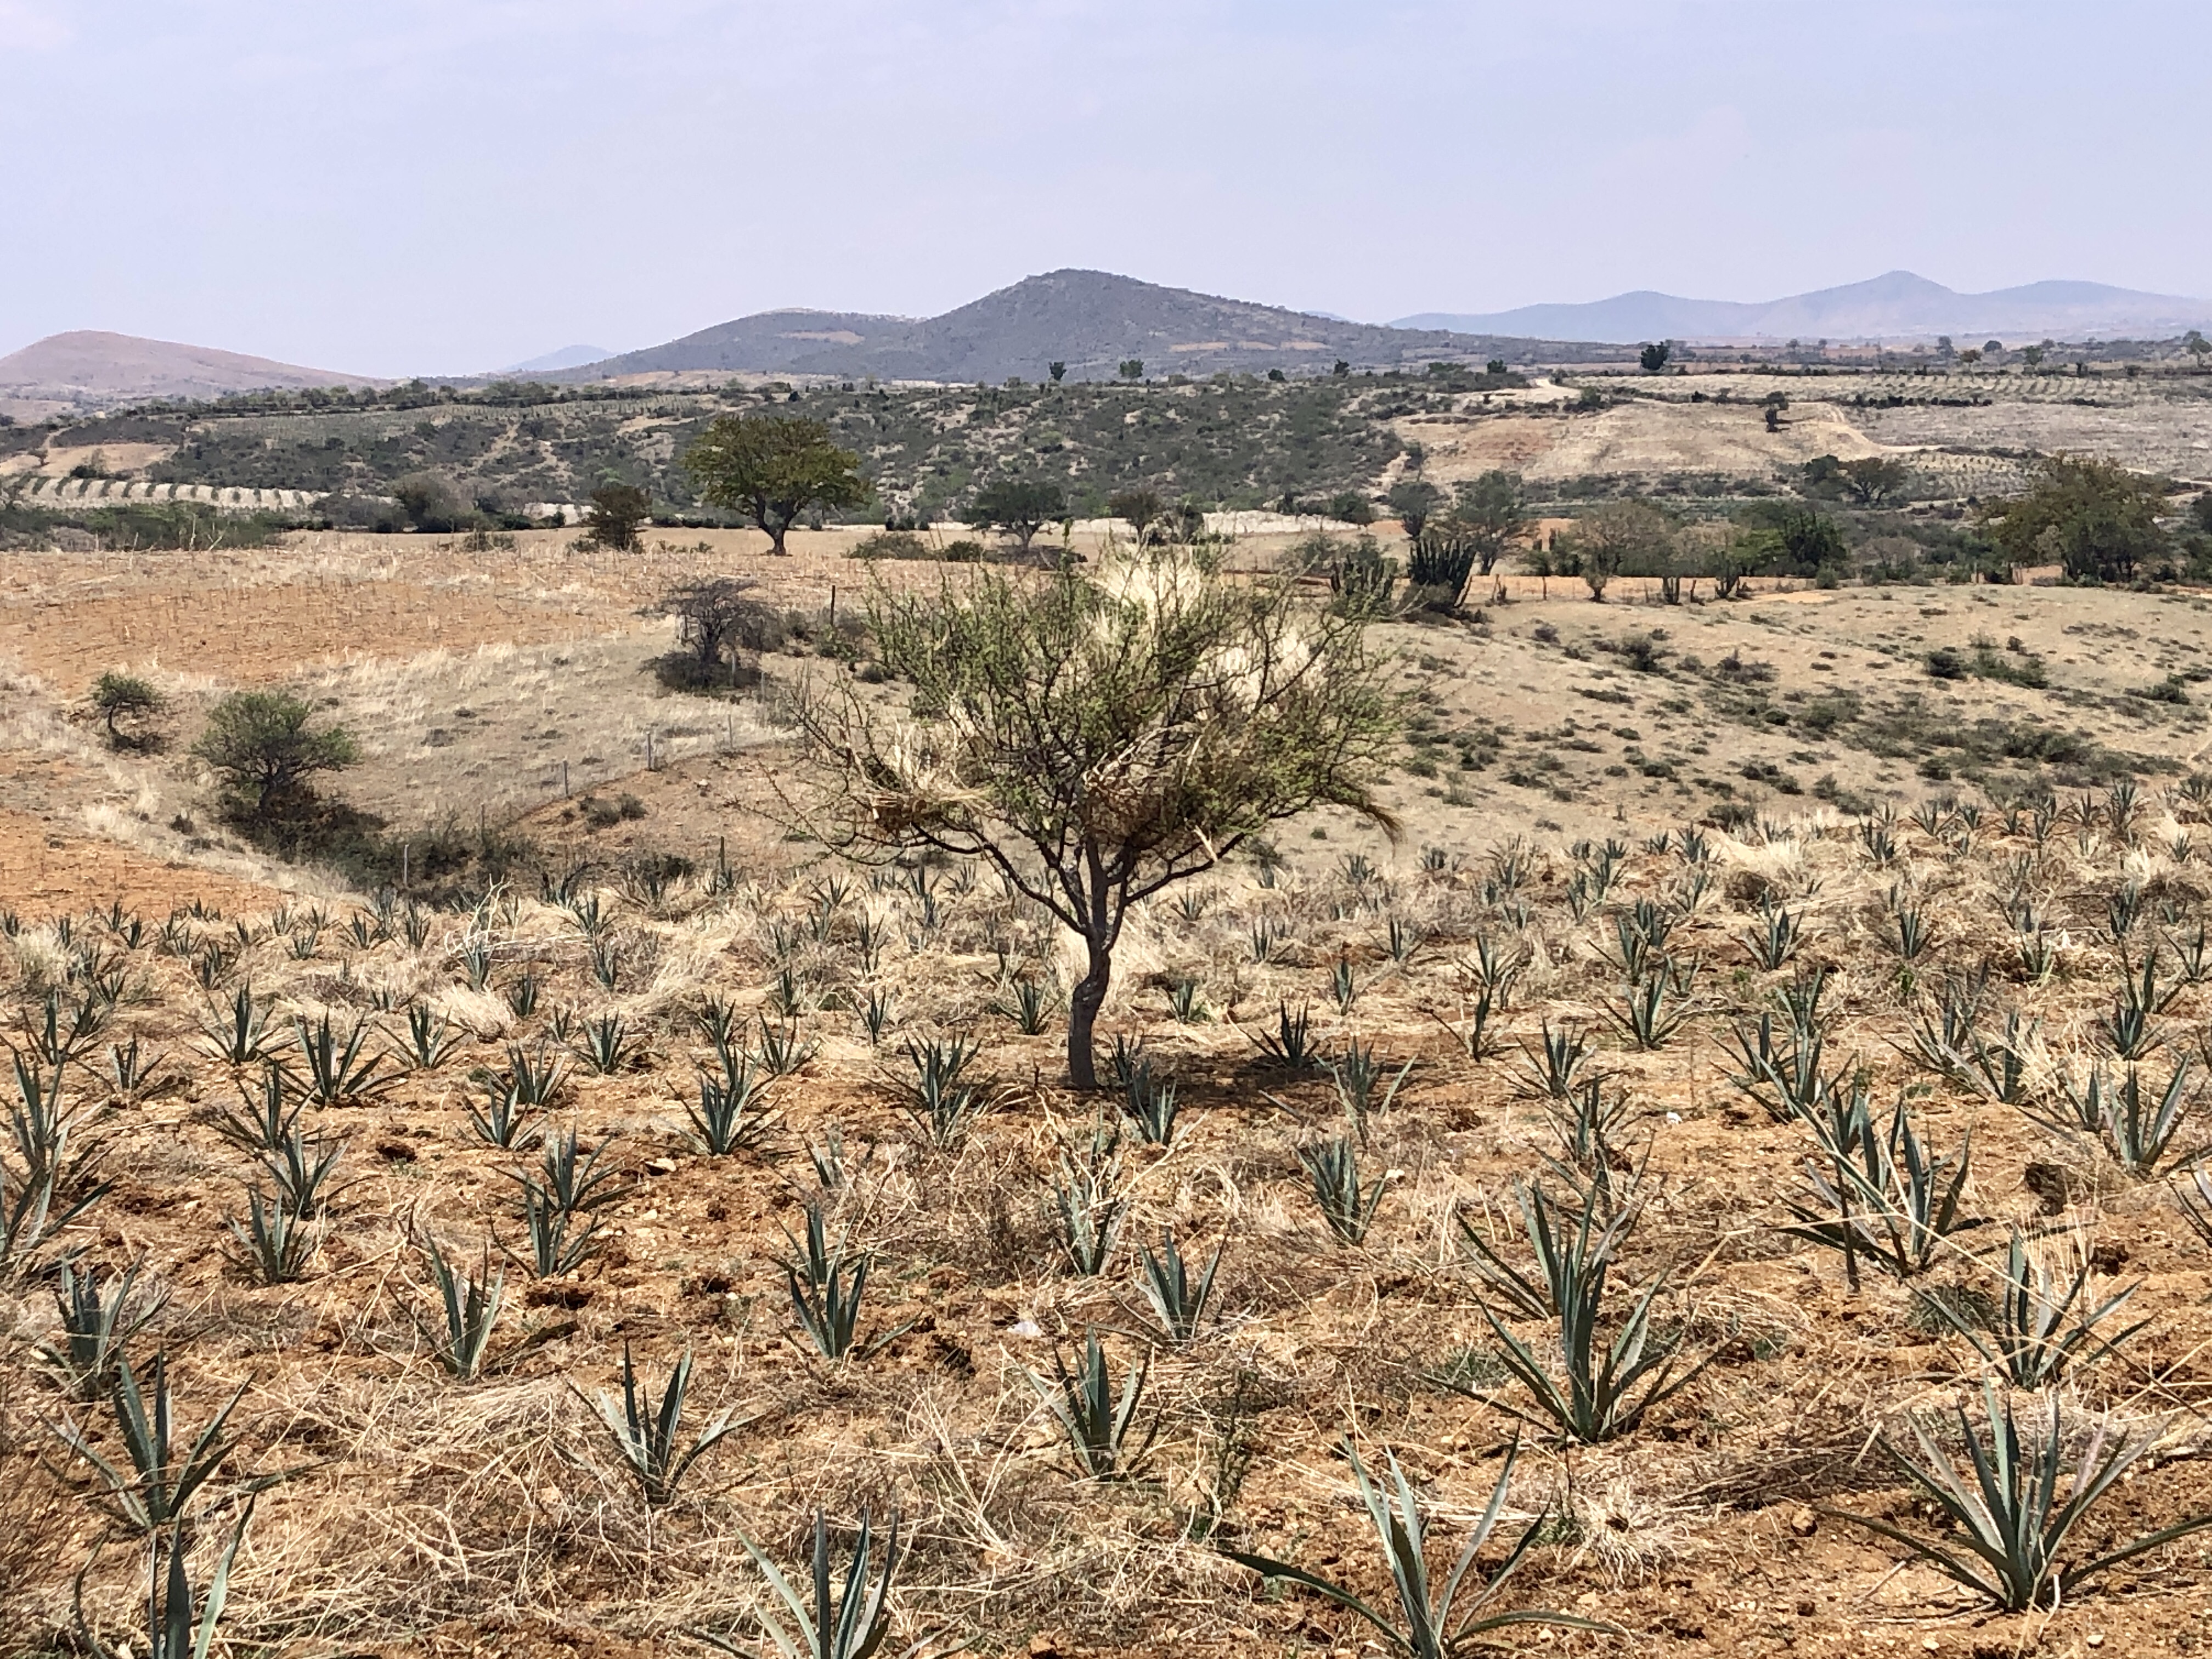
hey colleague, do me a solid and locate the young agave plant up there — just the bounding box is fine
[1298,1136,1387,1246]
[416,1237,503,1379]
[55,1353,257,1535]
[1826,1381,2212,1611]
[586,1345,746,1507]
[1030,1329,1156,1479]
[37,1257,166,1400]
[74,1500,255,1659]
[1225,1439,1613,1656]
[707,1508,911,1659]
[1913,1228,2147,1390]
[1135,1229,1223,1344]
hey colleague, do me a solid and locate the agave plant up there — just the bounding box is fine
[1332,1041,1414,1138]
[37,1257,166,1400]
[1825,1382,2212,1611]
[1784,1090,1984,1285]
[195,985,279,1066]
[586,1344,746,1506]
[1030,1329,1156,1479]
[708,1508,912,1659]
[415,1237,503,1379]
[74,1501,255,1659]
[1299,1135,1386,1246]
[1913,1229,2146,1389]
[1049,1125,1126,1276]
[55,1353,262,1535]
[1514,1022,1595,1102]
[289,1012,392,1106]
[390,1002,463,1071]
[1135,1229,1223,1344]
[225,1188,318,1284]
[786,1205,876,1361]
[686,1052,772,1156]
[1224,1439,1611,1656]
[893,1035,986,1150]
[507,1128,622,1276]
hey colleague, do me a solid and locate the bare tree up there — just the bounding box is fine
[660,577,777,684]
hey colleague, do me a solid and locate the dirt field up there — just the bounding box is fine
[6,522,2212,1656]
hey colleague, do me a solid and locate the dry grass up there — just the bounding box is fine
[4,775,2212,1656]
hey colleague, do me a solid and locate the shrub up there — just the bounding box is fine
[190,691,359,819]
[89,672,164,749]
[580,482,650,550]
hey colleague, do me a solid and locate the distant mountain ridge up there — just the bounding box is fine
[550,269,1609,383]
[1395,270,2212,344]
[0,330,376,411]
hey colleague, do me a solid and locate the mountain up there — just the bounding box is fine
[0,330,375,409]
[498,344,619,374]
[552,269,1606,383]
[1395,271,2212,344]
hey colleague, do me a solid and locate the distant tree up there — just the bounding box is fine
[392,471,473,533]
[681,415,870,556]
[2022,344,2047,367]
[795,552,1399,1088]
[89,670,163,749]
[969,478,1066,556]
[1984,340,2005,357]
[1839,456,1911,505]
[1327,490,1375,527]
[1936,335,1955,359]
[1267,368,1286,382]
[1958,348,1983,365]
[582,481,652,550]
[1048,361,1067,382]
[1639,341,1672,373]
[1486,358,1508,375]
[1119,359,1144,383]
[192,690,358,819]
[659,577,777,685]
[1762,392,1790,432]
[1980,456,2170,585]
[2187,330,2211,369]
[1386,478,1442,540]
[1446,471,1526,573]
[1332,359,1350,377]
[1108,486,1167,546]
[1561,500,1676,601]
[1767,507,1848,578]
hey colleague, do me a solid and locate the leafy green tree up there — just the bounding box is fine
[969,478,1067,556]
[1980,456,2171,585]
[1108,486,1167,546]
[2023,344,2047,368]
[681,416,870,556]
[1447,470,1525,573]
[191,691,359,817]
[582,482,651,551]
[1386,478,1442,540]
[1763,392,1790,432]
[1328,490,1375,527]
[798,552,1400,1088]
[392,472,473,533]
[1840,456,1911,505]
[1639,341,1671,373]
[89,672,164,749]
[1119,359,1144,383]
[1048,361,1067,382]
[2187,330,2210,369]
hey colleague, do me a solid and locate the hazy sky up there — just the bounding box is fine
[4,1,2207,376]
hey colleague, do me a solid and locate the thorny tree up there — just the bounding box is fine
[799,551,1400,1087]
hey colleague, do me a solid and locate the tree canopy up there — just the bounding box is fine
[1385,478,1441,541]
[1980,456,2171,584]
[800,553,1401,1086]
[583,481,652,550]
[968,478,1066,556]
[681,416,870,555]
[191,690,359,818]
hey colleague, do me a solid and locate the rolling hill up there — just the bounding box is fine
[552,269,1611,383]
[0,331,377,414]
[1395,270,2212,345]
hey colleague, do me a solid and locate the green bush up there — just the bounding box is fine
[190,691,359,819]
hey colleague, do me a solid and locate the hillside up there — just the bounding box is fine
[0,330,377,415]
[558,269,1613,383]
[1398,269,2212,344]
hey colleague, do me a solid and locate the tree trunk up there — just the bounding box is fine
[1067,933,1111,1090]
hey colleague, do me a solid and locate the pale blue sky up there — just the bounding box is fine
[2,1,2205,375]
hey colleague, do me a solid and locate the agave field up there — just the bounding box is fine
[7,784,2212,1656]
